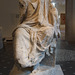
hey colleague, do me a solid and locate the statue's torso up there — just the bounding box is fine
[20,0,57,27]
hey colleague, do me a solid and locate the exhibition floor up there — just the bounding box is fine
[0,40,75,75]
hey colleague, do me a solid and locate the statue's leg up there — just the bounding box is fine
[9,28,32,75]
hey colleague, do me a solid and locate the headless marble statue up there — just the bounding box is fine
[9,0,61,75]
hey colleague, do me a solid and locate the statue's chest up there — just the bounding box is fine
[27,1,38,16]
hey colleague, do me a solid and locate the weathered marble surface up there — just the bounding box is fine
[13,0,60,68]
[10,0,61,75]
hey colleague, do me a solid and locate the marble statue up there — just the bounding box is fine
[9,0,61,75]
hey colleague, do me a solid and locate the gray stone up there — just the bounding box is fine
[9,65,64,75]
[30,65,64,75]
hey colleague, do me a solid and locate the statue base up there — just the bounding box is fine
[9,65,64,75]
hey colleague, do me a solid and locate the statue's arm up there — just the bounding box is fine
[13,28,31,68]
[55,8,61,38]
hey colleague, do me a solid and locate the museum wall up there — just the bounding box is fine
[0,0,19,39]
[56,3,65,15]
[0,0,65,40]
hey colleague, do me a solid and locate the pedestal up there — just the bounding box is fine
[9,65,64,75]
[30,65,64,75]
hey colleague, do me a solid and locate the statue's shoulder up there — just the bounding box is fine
[12,24,25,36]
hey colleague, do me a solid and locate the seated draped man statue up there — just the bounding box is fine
[10,0,60,75]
